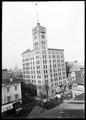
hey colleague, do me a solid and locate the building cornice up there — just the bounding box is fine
[48,48,64,51]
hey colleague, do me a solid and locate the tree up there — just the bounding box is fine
[44,83,49,101]
[27,83,37,96]
[65,62,70,78]
[21,82,37,97]
[21,82,27,95]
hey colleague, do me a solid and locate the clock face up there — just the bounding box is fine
[41,34,45,39]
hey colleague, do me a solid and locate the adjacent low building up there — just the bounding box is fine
[72,84,84,98]
[2,70,22,113]
[67,68,84,85]
[68,71,76,84]
[80,66,85,79]
[65,61,80,73]
[71,74,84,98]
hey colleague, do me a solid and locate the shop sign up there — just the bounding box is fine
[2,104,13,112]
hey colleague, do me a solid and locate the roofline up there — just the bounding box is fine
[21,49,34,55]
[2,80,22,86]
[48,48,64,51]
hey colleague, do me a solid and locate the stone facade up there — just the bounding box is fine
[22,23,67,97]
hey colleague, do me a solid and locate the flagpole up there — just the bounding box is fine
[35,2,39,23]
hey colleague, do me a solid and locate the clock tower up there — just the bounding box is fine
[32,22,48,53]
[32,23,50,86]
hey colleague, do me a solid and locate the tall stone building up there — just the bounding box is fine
[22,23,67,97]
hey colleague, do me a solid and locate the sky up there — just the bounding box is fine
[2,1,85,70]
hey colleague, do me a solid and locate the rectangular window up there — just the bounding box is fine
[58,72,61,75]
[7,87,10,92]
[27,75,30,78]
[38,80,41,83]
[46,70,48,73]
[41,41,44,45]
[36,56,39,59]
[57,55,59,58]
[42,50,44,54]
[37,75,41,79]
[54,73,56,77]
[35,42,38,46]
[63,80,66,83]
[51,74,52,77]
[7,96,11,102]
[37,71,40,74]
[43,55,44,59]
[43,60,47,64]
[37,66,40,69]
[36,61,40,64]
[63,76,65,79]
[15,94,19,100]
[28,80,31,83]
[57,64,60,67]
[61,55,64,58]
[43,60,44,64]
[33,66,35,69]
[62,72,65,75]
[14,85,18,90]
[44,75,48,78]
[44,75,46,78]
[62,68,65,71]
[47,75,48,78]
[59,77,62,80]
[59,81,62,85]
[61,64,64,67]
[51,79,53,82]
[34,80,36,83]
[45,80,48,83]
[53,69,56,72]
